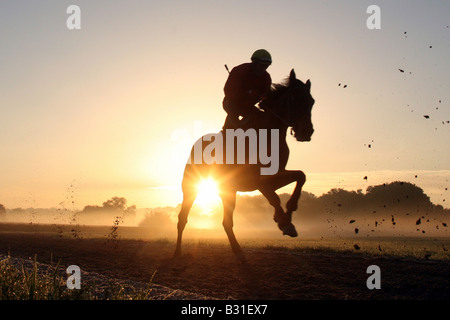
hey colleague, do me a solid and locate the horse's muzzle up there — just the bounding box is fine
[295,127,314,142]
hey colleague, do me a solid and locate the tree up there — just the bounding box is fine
[102,197,127,211]
[365,181,432,209]
[82,197,136,215]
[0,204,5,215]
[319,188,365,209]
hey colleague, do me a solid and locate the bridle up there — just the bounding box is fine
[263,84,306,136]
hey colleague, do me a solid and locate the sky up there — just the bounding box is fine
[0,0,449,210]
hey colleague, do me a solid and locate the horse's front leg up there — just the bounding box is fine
[258,187,285,224]
[259,170,306,237]
[284,170,306,216]
[261,169,306,214]
[259,186,298,237]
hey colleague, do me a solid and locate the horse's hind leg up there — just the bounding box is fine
[220,191,246,262]
[174,189,196,257]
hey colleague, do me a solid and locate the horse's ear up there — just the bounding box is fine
[306,79,311,91]
[289,69,296,83]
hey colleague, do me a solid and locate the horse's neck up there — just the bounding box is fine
[257,112,288,139]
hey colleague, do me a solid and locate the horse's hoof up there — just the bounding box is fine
[279,223,298,237]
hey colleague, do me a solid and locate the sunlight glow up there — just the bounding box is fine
[195,178,221,213]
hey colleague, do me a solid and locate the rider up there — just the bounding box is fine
[222,49,272,129]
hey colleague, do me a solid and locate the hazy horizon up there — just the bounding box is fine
[2,181,448,240]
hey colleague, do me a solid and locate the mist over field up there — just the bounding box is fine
[1,181,448,239]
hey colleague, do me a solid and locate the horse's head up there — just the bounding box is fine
[285,69,315,142]
[260,69,315,142]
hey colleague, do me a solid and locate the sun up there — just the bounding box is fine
[195,177,221,211]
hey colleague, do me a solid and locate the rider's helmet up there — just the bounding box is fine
[251,49,272,65]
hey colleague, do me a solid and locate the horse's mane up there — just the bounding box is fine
[260,75,303,110]
[268,82,290,100]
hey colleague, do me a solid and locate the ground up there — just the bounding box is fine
[0,225,448,300]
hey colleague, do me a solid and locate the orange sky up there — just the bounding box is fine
[0,1,449,210]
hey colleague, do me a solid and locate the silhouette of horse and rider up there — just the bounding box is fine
[174,49,315,261]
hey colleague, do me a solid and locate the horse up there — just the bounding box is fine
[174,69,315,261]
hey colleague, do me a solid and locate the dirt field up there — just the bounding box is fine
[0,224,449,300]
